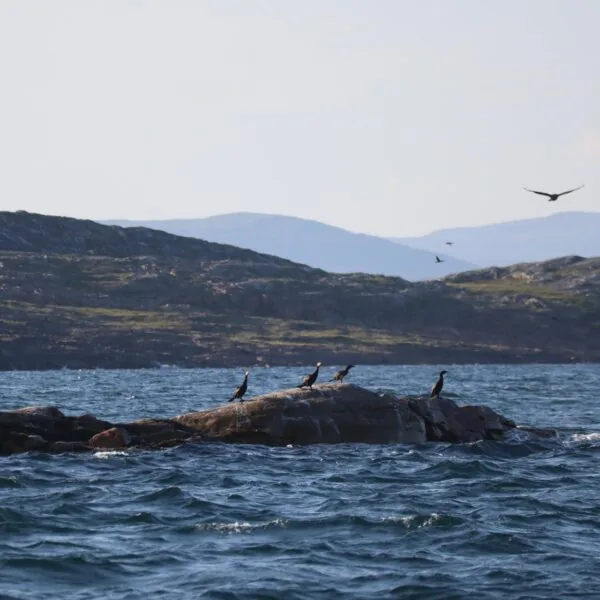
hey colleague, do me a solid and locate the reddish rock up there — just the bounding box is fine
[88,427,132,449]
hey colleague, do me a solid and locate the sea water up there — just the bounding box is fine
[1,364,600,599]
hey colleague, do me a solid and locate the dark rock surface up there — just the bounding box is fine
[1,384,524,455]
[174,384,428,445]
[173,384,516,445]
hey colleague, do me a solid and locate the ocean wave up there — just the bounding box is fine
[0,476,20,488]
[93,450,129,459]
[570,432,600,444]
[193,518,288,534]
[182,513,463,536]
[379,512,463,529]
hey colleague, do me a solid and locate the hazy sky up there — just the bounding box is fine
[0,1,598,236]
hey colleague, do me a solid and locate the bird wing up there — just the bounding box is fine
[557,185,584,197]
[523,187,552,197]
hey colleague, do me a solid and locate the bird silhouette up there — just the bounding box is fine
[228,371,249,402]
[445,241,454,246]
[331,364,354,382]
[298,362,322,389]
[435,255,444,264]
[430,370,447,398]
[523,185,584,202]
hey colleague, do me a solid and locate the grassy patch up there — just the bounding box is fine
[449,281,575,302]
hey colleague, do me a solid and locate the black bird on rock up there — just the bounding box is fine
[298,362,322,389]
[332,364,354,382]
[430,370,447,399]
[523,184,584,202]
[228,371,249,402]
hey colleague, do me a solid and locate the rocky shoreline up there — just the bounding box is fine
[0,383,553,456]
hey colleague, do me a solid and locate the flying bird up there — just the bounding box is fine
[228,371,249,402]
[331,364,354,383]
[435,255,444,264]
[523,185,584,202]
[445,241,454,246]
[430,370,447,399]
[298,362,322,389]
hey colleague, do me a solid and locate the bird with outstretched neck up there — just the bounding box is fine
[331,364,354,382]
[523,185,584,202]
[228,371,249,402]
[430,370,447,398]
[298,362,322,389]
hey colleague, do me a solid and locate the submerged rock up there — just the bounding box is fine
[1,383,519,455]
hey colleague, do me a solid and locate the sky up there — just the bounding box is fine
[0,1,598,237]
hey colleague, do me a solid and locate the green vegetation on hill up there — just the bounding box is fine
[1,211,599,369]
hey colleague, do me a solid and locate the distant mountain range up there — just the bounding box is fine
[100,213,475,281]
[393,211,600,267]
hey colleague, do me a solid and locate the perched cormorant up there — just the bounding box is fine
[228,371,249,402]
[332,364,354,382]
[430,370,447,398]
[523,185,584,202]
[298,362,322,389]
[435,255,444,264]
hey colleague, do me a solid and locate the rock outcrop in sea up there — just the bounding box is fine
[0,383,526,455]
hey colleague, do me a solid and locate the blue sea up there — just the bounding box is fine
[1,364,600,599]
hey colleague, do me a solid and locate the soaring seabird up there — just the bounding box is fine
[298,362,322,389]
[332,364,354,382]
[445,241,454,246]
[435,255,444,264]
[430,370,447,398]
[523,185,584,202]
[228,371,249,402]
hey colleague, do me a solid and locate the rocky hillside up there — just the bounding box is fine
[1,211,599,369]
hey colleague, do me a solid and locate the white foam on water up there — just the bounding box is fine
[505,428,533,443]
[571,432,600,443]
[93,450,129,459]
[381,513,442,528]
[195,519,287,533]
